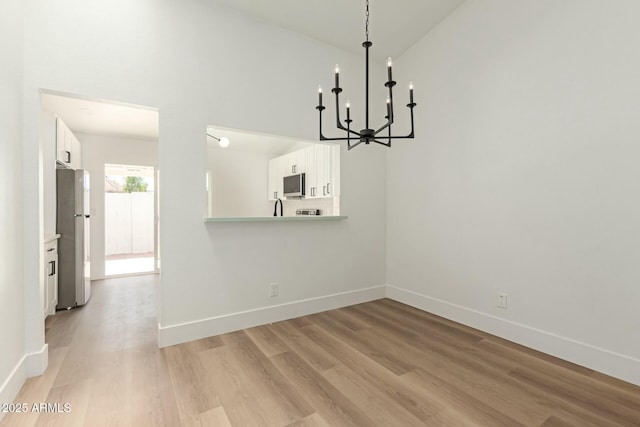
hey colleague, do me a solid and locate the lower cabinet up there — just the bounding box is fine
[43,240,58,318]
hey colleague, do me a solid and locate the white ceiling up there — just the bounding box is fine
[41,93,159,140]
[41,2,465,140]
[214,0,466,61]
[207,126,314,157]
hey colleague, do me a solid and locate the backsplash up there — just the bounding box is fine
[283,197,339,217]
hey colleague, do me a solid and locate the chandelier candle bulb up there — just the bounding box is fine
[335,65,340,88]
[409,82,414,104]
[318,86,323,107]
[387,57,393,81]
[346,100,351,120]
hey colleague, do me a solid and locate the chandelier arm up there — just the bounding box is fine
[373,103,416,140]
[333,89,361,137]
[373,116,394,136]
[323,134,414,141]
[372,139,391,147]
[318,135,361,141]
[337,122,362,138]
[319,104,361,140]
[406,103,416,138]
[383,135,416,139]
[348,140,365,150]
[317,106,328,141]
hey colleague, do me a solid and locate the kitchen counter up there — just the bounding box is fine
[44,234,61,243]
[204,216,348,223]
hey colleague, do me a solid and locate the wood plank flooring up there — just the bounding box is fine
[2,275,639,426]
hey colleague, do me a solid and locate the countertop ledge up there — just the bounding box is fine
[44,234,61,243]
[205,216,348,223]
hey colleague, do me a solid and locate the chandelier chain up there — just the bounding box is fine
[365,0,369,41]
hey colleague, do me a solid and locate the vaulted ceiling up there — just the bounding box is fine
[213,0,466,61]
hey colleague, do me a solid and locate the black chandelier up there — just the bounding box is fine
[316,0,416,150]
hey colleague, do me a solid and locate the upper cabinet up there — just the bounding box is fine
[268,156,286,201]
[285,149,307,176]
[268,144,340,201]
[56,117,82,170]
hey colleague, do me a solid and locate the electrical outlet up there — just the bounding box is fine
[497,293,507,309]
[269,283,279,298]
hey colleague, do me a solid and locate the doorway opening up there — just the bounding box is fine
[104,164,157,276]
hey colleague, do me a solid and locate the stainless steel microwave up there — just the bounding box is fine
[283,173,305,198]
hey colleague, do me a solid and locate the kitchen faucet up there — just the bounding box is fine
[273,198,283,217]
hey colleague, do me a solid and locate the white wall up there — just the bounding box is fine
[79,133,158,279]
[0,0,27,416]
[207,147,273,217]
[23,0,388,346]
[388,0,640,385]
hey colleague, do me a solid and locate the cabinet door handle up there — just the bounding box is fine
[323,185,326,196]
[47,248,55,252]
[48,260,56,276]
[327,183,331,195]
[65,151,71,163]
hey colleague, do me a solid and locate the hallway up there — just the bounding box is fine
[1,275,176,426]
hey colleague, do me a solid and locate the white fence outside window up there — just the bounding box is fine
[105,192,154,256]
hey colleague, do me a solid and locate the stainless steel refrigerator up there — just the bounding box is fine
[56,168,91,309]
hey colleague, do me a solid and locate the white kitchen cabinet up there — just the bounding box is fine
[268,156,286,201]
[301,144,325,199]
[315,144,328,197]
[329,144,340,197]
[70,132,82,170]
[304,146,318,197]
[56,117,82,169]
[314,144,340,198]
[284,149,306,176]
[268,144,340,201]
[43,239,58,318]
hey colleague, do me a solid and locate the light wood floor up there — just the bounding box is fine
[2,275,639,426]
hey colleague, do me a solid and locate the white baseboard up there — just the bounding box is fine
[0,344,48,422]
[156,282,639,386]
[386,285,640,387]
[158,285,386,348]
[95,270,160,281]
[26,344,48,377]
[0,360,27,422]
